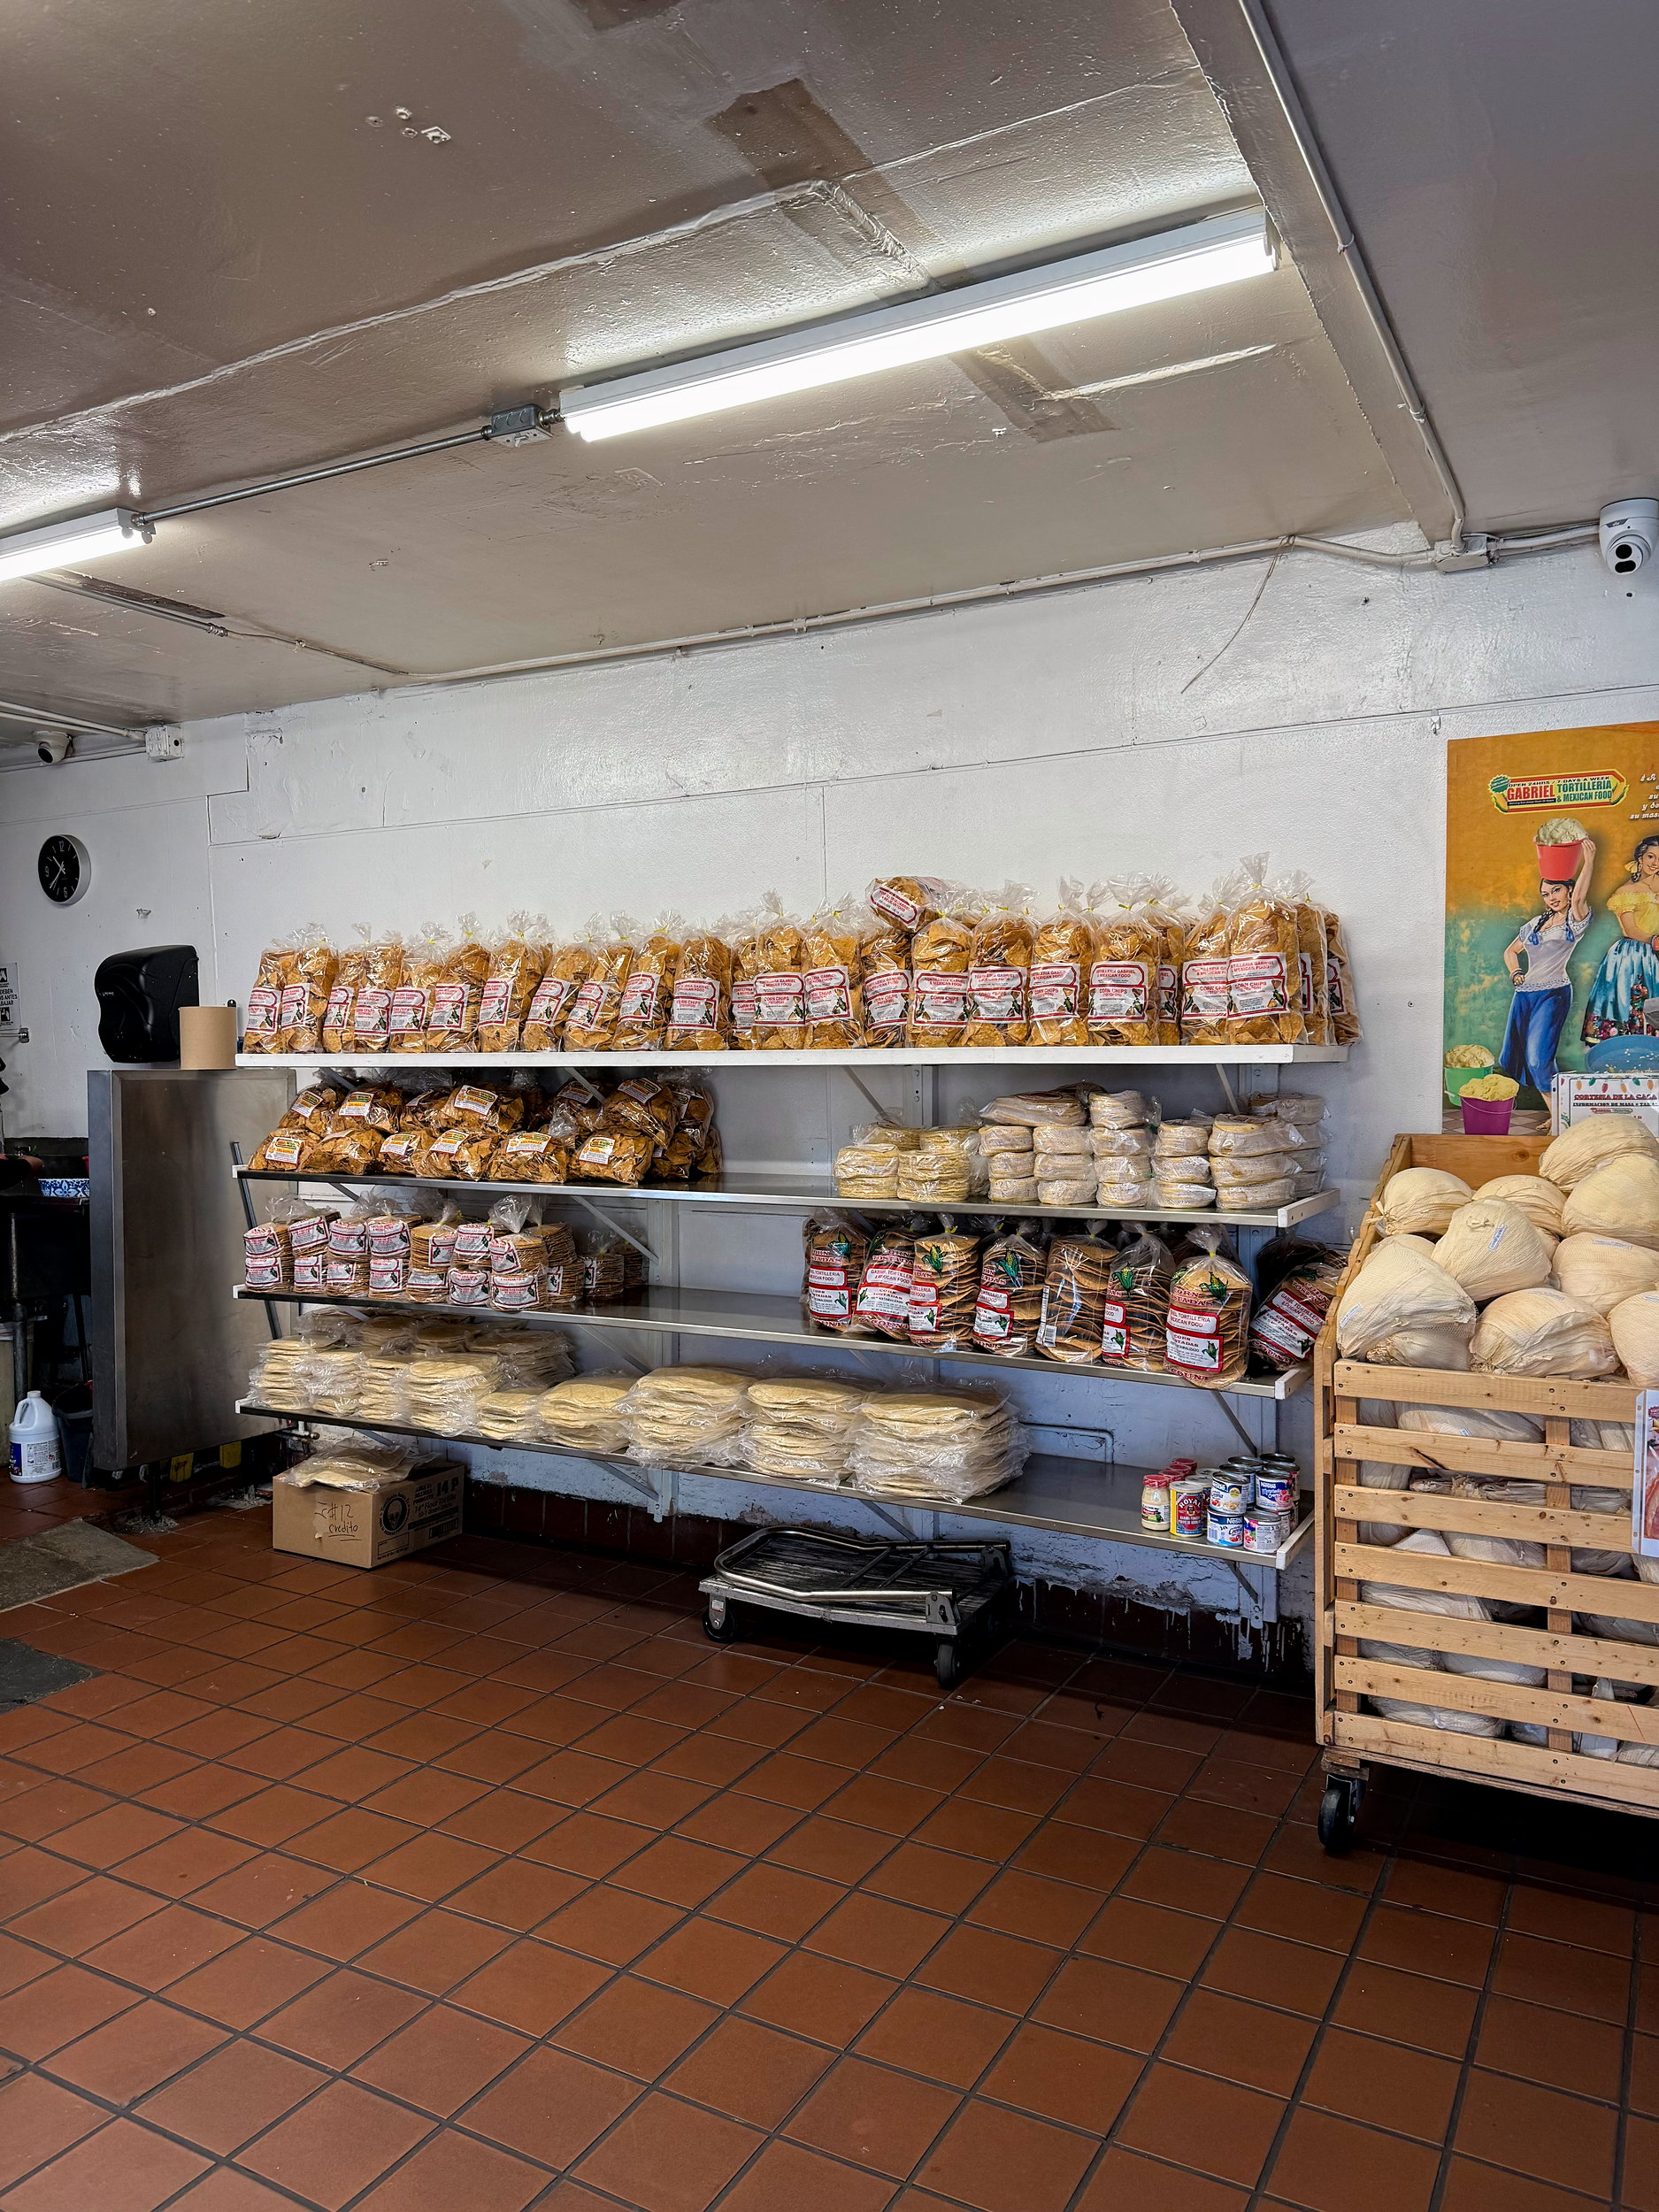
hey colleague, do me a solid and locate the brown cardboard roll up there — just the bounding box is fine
[180,1004,237,1068]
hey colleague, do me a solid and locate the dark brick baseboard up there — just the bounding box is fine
[462,1475,1312,1688]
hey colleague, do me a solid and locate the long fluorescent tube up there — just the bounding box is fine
[0,509,152,584]
[560,208,1275,442]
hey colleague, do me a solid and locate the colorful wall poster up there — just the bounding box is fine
[1444,725,1659,1102]
[1632,1390,1659,1559]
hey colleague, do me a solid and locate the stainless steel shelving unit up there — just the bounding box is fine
[239,1402,1315,1570]
[239,1045,1349,1070]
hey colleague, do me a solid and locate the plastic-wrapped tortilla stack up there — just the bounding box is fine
[741,1374,868,1487]
[303,1348,365,1417]
[476,1390,542,1443]
[404,1355,503,1432]
[356,1356,414,1424]
[248,1338,313,1412]
[833,1123,918,1200]
[897,1128,985,1203]
[535,1374,634,1454]
[618,1366,750,1465]
[488,1330,576,1390]
[848,1387,1026,1503]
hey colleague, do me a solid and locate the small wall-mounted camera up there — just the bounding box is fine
[1599,497,1659,576]
[32,729,73,765]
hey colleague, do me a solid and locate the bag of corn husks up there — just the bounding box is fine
[1609,1290,1659,1386]
[1552,1234,1659,1316]
[1541,1113,1659,1191]
[1376,1167,1471,1237]
[1474,1175,1566,1235]
[1562,1155,1659,1253]
[1357,1531,1503,1733]
[1432,1199,1555,1302]
[1471,1287,1619,1378]
[1335,1238,1476,1369]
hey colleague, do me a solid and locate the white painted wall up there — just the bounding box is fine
[6,532,1655,1646]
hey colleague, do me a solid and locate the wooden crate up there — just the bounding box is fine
[1314,1132,1650,1820]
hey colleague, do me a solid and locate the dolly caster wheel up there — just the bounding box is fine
[1317,1775,1363,1855]
[703,1598,738,1644]
[934,1641,961,1691]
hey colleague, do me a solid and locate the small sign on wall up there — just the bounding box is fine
[0,962,20,1033]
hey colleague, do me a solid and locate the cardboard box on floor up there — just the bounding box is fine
[272,1461,465,1569]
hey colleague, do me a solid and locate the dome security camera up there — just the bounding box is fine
[32,729,73,764]
[1600,498,1659,575]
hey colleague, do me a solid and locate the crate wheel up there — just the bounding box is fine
[703,1598,737,1645]
[933,1641,961,1692]
[1317,1776,1363,1855]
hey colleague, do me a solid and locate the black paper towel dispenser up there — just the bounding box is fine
[94,946,199,1063]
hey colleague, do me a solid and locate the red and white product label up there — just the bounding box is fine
[1027,962,1079,1019]
[293,1250,327,1289]
[803,966,852,1021]
[244,1253,288,1288]
[278,982,308,1029]
[479,979,512,1025]
[1156,964,1179,1025]
[1181,959,1230,1022]
[452,1223,493,1262]
[288,1214,331,1251]
[526,974,578,1027]
[492,1269,543,1310]
[669,978,718,1027]
[972,1286,1010,1340]
[329,1218,368,1256]
[244,1224,281,1256]
[730,980,758,1032]
[449,1085,495,1119]
[863,970,910,1025]
[618,972,658,1026]
[1327,952,1352,1018]
[351,987,393,1039]
[446,1268,491,1306]
[806,1263,852,1320]
[407,1266,448,1296]
[856,1262,911,1317]
[323,982,354,1031]
[388,986,427,1037]
[968,964,1025,1024]
[1099,1297,1129,1361]
[870,883,924,927]
[754,972,804,1025]
[569,979,609,1029]
[908,1282,941,1334]
[1165,1305,1221,1372]
[422,1231,457,1270]
[1253,1287,1327,1362]
[426,982,471,1033]
[1228,953,1289,1018]
[245,986,280,1034]
[326,1257,364,1294]
[368,1256,408,1294]
[912,972,966,1027]
[1089,960,1151,1023]
[367,1221,411,1256]
[380,1134,419,1168]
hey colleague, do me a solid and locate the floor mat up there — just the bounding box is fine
[0,1637,96,1709]
[0,1516,156,1613]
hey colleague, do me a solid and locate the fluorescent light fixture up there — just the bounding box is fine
[0,508,153,585]
[560,208,1275,442]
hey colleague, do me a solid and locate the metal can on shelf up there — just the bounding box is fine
[1208,1469,1254,1515]
[1242,1509,1292,1555]
[1206,1509,1247,1548]
[1171,1479,1210,1537]
[1252,1471,1298,1514]
[1140,1471,1171,1532]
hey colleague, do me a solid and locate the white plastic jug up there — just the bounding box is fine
[9,1393,62,1485]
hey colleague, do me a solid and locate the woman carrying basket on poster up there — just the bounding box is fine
[1499,828,1594,1093]
[1582,833,1659,1043]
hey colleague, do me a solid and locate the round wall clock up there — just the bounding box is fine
[37,833,89,906]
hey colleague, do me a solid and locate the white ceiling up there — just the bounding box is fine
[0,0,1644,730]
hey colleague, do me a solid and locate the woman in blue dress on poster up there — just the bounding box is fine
[1581,834,1659,1044]
[1499,834,1594,1092]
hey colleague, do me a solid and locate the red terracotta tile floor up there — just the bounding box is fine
[0,1494,1655,2210]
